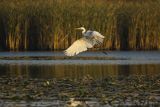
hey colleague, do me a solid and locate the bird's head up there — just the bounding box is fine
[75,27,85,31]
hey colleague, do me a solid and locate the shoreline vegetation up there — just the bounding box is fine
[0,75,160,106]
[0,0,160,51]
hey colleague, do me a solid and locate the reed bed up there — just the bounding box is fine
[0,75,160,106]
[0,0,160,51]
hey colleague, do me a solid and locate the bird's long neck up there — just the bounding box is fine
[82,28,86,35]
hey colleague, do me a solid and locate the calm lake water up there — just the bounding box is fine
[0,51,160,79]
[0,51,160,107]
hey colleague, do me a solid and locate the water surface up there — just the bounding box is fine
[0,51,160,79]
[0,51,160,107]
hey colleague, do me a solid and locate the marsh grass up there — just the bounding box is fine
[0,0,160,51]
[0,75,160,106]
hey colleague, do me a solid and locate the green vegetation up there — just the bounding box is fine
[0,75,160,106]
[0,0,160,51]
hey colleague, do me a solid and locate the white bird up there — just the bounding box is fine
[64,27,105,56]
[65,98,88,107]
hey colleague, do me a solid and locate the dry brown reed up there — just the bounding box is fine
[0,0,160,51]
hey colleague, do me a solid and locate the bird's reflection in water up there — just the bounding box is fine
[66,98,89,107]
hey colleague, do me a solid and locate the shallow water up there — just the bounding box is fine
[0,51,160,65]
[0,51,160,79]
[0,51,160,107]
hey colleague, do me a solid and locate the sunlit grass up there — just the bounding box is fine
[0,0,160,51]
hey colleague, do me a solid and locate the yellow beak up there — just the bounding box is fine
[75,28,81,30]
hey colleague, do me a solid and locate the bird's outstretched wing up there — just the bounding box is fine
[64,32,105,56]
[85,31,105,45]
[64,37,94,56]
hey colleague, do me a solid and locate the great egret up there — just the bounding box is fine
[64,27,105,56]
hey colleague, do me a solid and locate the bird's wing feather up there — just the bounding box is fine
[88,31,105,45]
[64,37,93,56]
[92,31,105,38]
[84,30,92,37]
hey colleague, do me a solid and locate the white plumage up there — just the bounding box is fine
[64,27,105,56]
